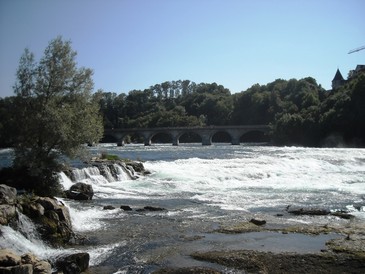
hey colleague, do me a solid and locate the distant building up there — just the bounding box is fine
[331,65,365,90]
[331,68,346,90]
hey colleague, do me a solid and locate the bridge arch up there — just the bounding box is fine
[211,131,232,144]
[150,131,173,144]
[240,130,270,143]
[177,131,202,145]
[103,125,270,146]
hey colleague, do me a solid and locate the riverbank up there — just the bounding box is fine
[153,215,365,273]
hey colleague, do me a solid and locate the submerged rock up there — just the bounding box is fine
[144,206,166,211]
[103,205,115,210]
[250,218,266,226]
[120,205,133,211]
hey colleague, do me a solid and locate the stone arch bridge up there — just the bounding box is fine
[104,125,270,146]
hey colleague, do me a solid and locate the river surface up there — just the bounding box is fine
[1,144,365,273]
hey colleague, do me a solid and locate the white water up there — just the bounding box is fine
[0,212,64,259]
[1,145,365,271]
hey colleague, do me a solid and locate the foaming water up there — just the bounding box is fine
[1,145,365,271]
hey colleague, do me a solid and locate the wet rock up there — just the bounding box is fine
[22,202,45,219]
[20,197,73,246]
[0,184,17,204]
[65,182,94,200]
[120,205,132,211]
[36,197,59,211]
[250,218,266,226]
[33,260,52,274]
[0,249,51,274]
[0,204,17,225]
[144,206,166,211]
[153,267,221,274]
[287,207,330,216]
[21,253,38,265]
[0,264,33,274]
[0,249,21,266]
[103,205,115,210]
[125,161,145,173]
[56,253,90,274]
[330,211,354,219]
[353,203,364,211]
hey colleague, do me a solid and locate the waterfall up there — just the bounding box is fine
[0,211,62,260]
[58,162,134,190]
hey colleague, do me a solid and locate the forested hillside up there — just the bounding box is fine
[1,72,364,147]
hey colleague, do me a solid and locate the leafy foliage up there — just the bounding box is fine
[1,52,364,149]
[1,37,103,195]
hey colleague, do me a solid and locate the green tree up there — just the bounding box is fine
[11,37,103,195]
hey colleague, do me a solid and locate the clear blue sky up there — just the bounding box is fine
[0,0,364,98]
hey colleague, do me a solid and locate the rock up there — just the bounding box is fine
[331,211,354,219]
[103,205,115,210]
[120,205,132,211]
[22,202,45,219]
[287,207,330,216]
[0,264,33,274]
[65,183,94,200]
[33,260,52,274]
[144,206,166,211]
[125,161,145,173]
[0,184,17,204]
[56,253,90,274]
[36,197,58,211]
[55,206,72,228]
[21,253,38,265]
[250,218,266,226]
[0,204,17,225]
[0,249,21,266]
[154,267,221,274]
[20,197,73,246]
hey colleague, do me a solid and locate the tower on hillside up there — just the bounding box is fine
[332,68,346,90]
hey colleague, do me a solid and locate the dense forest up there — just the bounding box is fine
[1,71,364,147]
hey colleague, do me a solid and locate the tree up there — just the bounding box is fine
[11,37,103,195]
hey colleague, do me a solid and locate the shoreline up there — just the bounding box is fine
[151,216,365,273]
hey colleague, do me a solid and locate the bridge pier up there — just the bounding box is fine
[231,136,240,145]
[201,135,212,146]
[144,137,152,146]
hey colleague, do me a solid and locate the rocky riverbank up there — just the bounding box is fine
[0,159,149,273]
[0,184,90,273]
[155,211,365,274]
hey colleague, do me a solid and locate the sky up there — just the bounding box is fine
[0,0,364,98]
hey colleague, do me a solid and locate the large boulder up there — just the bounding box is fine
[65,182,94,200]
[56,253,90,274]
[0,184,17,204]
[20,197,73,246]
[0,249,21,266]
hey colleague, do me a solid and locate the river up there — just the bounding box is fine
[1,144,365,273]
